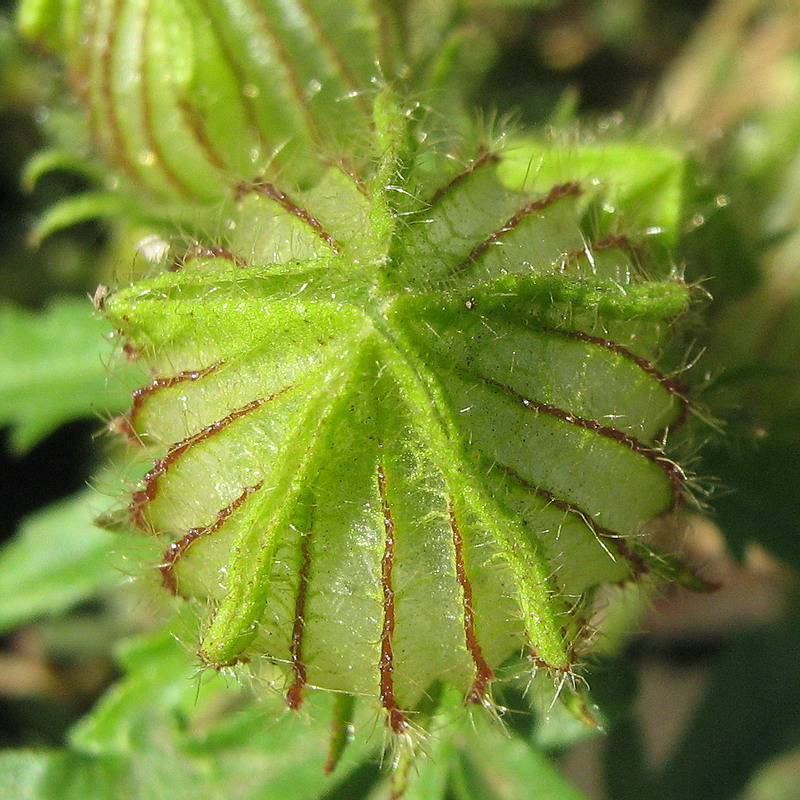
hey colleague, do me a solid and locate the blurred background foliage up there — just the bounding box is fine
[1,0,800,798]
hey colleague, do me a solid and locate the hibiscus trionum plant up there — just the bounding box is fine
[15,0,704,791]
[103,120,690,709]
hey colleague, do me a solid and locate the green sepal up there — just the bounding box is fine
[102,115,691,729]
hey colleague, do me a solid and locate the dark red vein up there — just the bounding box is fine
[541,326,689,400]
[294,0,371,113]
[243,0,321,144]
[472,371,685,503]
[286,517,314,710]
[139,0,195,198]
[496,463,650,578]
[376,464,407,733]
[171,244,249,271]
[539,326,691,430]
[175,98,229,172]
[332,158,369,196]
[129,385,293,529]
[560,233,636,271]
[122,339,140,362]
[237,180,340,252]
[192,0,271,152]
[98,0,139,182]
[430,150,500,205]
[129,362,223,427]
[160,482,263,596]
[604,535,651,577]
[452,182,582,275]
[447,500,494,702]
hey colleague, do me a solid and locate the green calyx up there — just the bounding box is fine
[102,104,691,730]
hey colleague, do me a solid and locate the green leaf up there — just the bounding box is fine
[0,490,157,633]
[0,299,139,453]
[0,751,54,800]
[68,624,202,755]
[22,148,106,192]
[454,713,590,800]
[29,192,142,245]
[65,627,380,799]
[390,688,464,799]
[0,626,380,799]
[386,686,593,800]
[0,751,130,800]
[2,741,374,800]
[101,109,691,731]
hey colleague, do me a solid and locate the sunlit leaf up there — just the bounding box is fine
[0,490,156,633]
[0,299,137,453]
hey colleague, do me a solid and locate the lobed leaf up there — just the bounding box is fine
[0,299,139,453]
[0,489,158,634]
